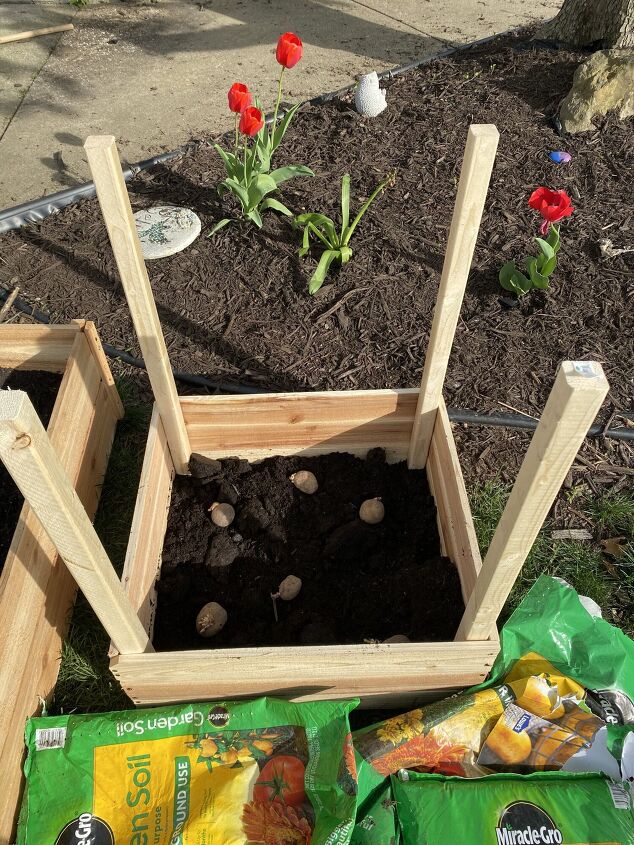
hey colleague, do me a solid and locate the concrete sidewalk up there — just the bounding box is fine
[0,0,561,208]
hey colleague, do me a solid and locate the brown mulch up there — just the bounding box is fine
[0,31,632,484]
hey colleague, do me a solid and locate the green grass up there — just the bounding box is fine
[50,378,150,715]
[469,480,634,636]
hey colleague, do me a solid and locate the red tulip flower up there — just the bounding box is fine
[528,187,574,235]
[239,105,264,137]
[227,82,252,114]
[276,32,303,69]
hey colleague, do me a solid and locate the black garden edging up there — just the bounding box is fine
[2,285,631,442]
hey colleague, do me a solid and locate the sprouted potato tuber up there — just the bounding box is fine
[359,497,384,524]
[290,470,318,494]
[383,634,410,644]
[271,575,302,623]
[196,602,228,637]
[275,575,302,601]
[209,502,235,527]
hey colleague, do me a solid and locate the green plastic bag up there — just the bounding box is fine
[392,770,634,844]
[487,575,634,724]
[350,782,400,845]
[18,696,358,845]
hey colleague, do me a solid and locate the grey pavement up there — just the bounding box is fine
[0,0,561,208]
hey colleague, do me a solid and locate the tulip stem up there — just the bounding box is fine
[272,66,285,136]
[234,114,239,155]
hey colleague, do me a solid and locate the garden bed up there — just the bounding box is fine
[0,322,122,843]
[154,449,463,651]
[0,368,60,566]
[0,32,631,435]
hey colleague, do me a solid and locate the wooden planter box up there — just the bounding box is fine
[0,321,122,842]
[0,128,608,723]
[110,389,493,707]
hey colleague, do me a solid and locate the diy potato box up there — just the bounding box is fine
[0,129,608,713]
[0,321,122,842]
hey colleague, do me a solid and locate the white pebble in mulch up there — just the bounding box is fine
[134,206,201,260]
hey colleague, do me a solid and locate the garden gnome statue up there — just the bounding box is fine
[355,71,387,117]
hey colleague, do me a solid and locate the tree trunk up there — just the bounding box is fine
[539,0,634,48]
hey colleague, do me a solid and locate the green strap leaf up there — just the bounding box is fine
[528,259,550,289]
[307,220,335,250]
[272,103,301,151]
[298,224,311,257]
[260,197,293,216]
[208,218,231,236]
[541,255,557,276]
[214,144,240,179]
[246,208,263,228]
[308,249,340,295]
[342,174,391,245]
[341,173,350,235]
[295,213,338,247]
[339,245,352,264]
[535,237,555,262]
[269,165,314,185]
[223,178,250,211]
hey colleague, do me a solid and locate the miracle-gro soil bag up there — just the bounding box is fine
[17,697,359,845]
[391,770,634,845]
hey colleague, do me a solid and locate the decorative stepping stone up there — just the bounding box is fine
[133,206,201,260]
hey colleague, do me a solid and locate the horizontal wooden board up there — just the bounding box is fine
[0,324,80,371]
[110,639,499,706]
[181,389,419,462]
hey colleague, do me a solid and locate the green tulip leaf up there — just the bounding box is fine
[541,255,557,276]
[208,218,231,236]
[269,165,314,185]
[535,237,555,262]
[260,197,293,216]
[308,249,340,295]
[528,260,550,290]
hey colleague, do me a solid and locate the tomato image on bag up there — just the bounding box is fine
[17,697,358,845]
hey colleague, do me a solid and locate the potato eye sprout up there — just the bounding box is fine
[196,602,228,637]
[359,497,384,524]
[271,575,302,622]
[290,470,318,494]
[209,501,235,527]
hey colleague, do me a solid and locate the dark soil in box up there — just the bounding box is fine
[0,369,61,567]
[153,449,464,650]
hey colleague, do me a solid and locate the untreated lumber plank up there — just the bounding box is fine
[111,639,499,706]
[408,124,499,469]
[0,324,80,371]
[428,399,482,603]
[0,391,151,657]
[456,361,609,641]
[119,406,174,638]
[85,135,190,474]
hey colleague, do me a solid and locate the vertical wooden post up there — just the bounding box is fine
[0,390,151,655]
[84,135,190,475]
[408,124,499,469]
[456,360,609,642]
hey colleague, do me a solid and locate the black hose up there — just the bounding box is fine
[2,285,632,441]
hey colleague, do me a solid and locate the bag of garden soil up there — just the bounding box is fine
[391,769,634,845]
[353,576,634,800]
[17,696,359,845]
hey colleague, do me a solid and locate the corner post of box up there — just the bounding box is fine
[456,361,609,642]
[0,389,152,655]
[84,134,190,475]
[407,123,499,470]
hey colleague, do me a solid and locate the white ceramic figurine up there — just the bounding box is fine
[355,71,387,117]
